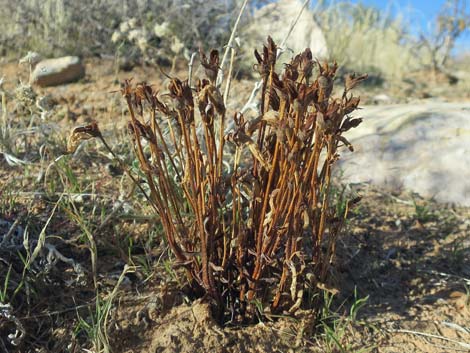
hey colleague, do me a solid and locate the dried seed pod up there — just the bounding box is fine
[265,36,277,67]
[284,63,299,82]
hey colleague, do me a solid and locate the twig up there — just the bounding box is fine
[216,0,249,89]
[374,189,414,206]
[10,191,115,199]
[441,322,470,335]
[277,0,311,57]
[0,218,22,248]
[417,269,470,285]
[240,81,263,114]
[388,328,470,349]
[223,44,237,106]
[103,265,136,349]
[188,52,197,87]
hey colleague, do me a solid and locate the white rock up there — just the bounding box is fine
[338,102,470,206]
[246,0,328,59]
[31,56,85,87]
[372,94,393,104]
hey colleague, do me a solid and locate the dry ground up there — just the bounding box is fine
[0,58,469,352]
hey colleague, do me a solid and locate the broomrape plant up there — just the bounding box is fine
[70,37,366,322]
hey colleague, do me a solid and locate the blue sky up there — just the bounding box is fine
[349,0,470,53]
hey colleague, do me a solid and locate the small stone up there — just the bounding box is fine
[31,56,85,87]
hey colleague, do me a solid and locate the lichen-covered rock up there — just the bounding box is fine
[31,56,85,87]
[339,102,470,206]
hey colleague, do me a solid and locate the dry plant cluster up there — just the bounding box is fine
[72,37,366,322]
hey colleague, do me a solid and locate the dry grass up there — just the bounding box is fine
[0,0,252,58]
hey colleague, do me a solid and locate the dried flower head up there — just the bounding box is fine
[67,121,102,154]
[199,49,220,83]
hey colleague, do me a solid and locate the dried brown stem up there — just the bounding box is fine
[115,38,365,322]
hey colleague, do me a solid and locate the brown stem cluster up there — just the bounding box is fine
[120,37,366,322]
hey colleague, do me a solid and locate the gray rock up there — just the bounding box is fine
[31,56,85,87]
[338,102,470,206]
[246,0,328,60]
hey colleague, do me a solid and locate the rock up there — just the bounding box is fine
[31,56,85,87]
[246,0,328,60]
[338,102,470,206]
[372,94,393,105]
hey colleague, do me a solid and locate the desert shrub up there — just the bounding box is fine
[0,77,58,167]
[0,0,119,57]
[81,37,365,322]
[417,0,470,73]
[0,0,252,59]
[312,1,424,80]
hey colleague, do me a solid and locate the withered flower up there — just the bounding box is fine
[135,82,155,107]
[344,73,368,92]
[199,49,220,83]
[317,75,333,103]
[120,79,134,98]
[297,83,317,108]
[344,96,361,115]
[67,121,102,154]
[117,36,368,319]
[168,78,194,111]
[295,48,313,81]
[283,63,299,82]
[197,82,225,117]
[340,116,363,132]
[254,36,277,77]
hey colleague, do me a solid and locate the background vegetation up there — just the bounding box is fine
[0,0,468,79]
